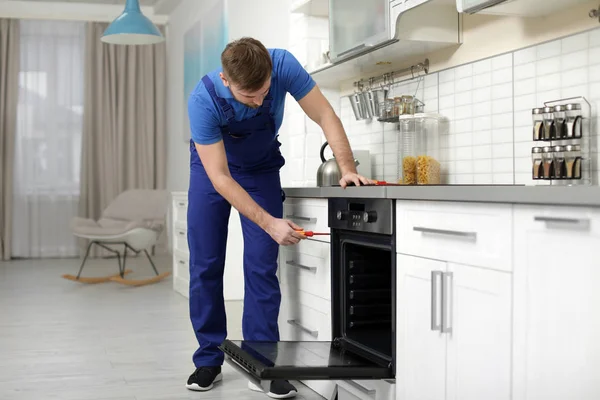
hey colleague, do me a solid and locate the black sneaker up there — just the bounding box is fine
[248,380,298,399]
[186,366,222,391]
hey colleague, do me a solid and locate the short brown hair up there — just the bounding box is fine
[221,37,272,92]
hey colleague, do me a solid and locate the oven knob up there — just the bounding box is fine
[336,210,348,221]
[363,211,377,223]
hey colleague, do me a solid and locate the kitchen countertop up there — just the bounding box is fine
[282,185,600,207]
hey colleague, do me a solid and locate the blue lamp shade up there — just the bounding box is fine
[101,0,164,45]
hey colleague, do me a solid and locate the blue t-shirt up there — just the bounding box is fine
[188,49,316,145]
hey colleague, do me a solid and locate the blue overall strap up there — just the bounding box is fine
[260,92,273,112]
[202,75,235,122]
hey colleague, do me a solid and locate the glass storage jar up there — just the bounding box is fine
[565,103,583,138]
[532,108,544,141]
[542,146,554,179]
[542,107,555,140]
[565,144,582,180]
[552,145,566,182]
[553,105,567,139]
[416,115,443,185]
[398,117,418,185]
[532,147,543,180]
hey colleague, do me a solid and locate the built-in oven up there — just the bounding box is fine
[219,198,396,391]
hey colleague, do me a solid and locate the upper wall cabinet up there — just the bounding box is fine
[309,0,462,88]
[456,0,591,17]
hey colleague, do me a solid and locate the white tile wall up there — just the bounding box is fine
[282,22,600,187]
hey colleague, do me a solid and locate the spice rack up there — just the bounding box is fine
[531,96,592,186]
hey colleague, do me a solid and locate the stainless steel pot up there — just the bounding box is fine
[348,91,369,121]
[316,142,360,187]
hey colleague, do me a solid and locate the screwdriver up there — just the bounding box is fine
[294,229,330,237]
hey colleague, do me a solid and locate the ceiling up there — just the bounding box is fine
[16,0,161,5]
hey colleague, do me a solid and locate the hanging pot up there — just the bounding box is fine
[348,91,369,121]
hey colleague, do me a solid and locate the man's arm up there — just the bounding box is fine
[194,141,304,246]
[298,85,372,187]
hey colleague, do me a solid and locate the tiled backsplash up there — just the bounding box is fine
[281,18,600,187]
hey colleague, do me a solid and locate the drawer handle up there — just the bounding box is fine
[285,214,317,223]
[286,260,317,272]
[413,226,477,240]
[287,319,318,337]
[178,260,186,265]
[178,202,186,207]
[534,216,590,229]
[178,231,186,236]
[340,380,377,397]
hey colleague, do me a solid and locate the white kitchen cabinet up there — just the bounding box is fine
[445,262,511,400]
[396,255,447,400]
[396,254,512,400]
[513,206,600,400]
[170,191,244,301]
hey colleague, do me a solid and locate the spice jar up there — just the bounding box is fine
[552,145,566,180]
[542,146,554,179]
[553,105,567,139]
[565,144,582,180]
[401,95,415,115]
[532,108,544,141]
[565,103,582,138]
[542,107,555,140]
[532,147,543,180]
[393,97,403,117]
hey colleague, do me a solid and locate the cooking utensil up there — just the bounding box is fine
[316,141,360,187]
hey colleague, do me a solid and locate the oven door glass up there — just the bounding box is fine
[219,340,393,381]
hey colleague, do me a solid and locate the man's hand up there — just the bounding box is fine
[265,217,306,246]
[339,172,373,188]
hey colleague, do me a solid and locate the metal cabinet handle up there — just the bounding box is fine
[287,319,318,337]
[285,214,317,223]
[534,216,590,229]
[441,272,453,334]
[286,260,317,272]
[178,260,186,265]
[414,226,477,240]
[178,202,186,207]
[224,357,270,393]
[341,380,377,396]
[431,271,442,332]
[178,231,185,236]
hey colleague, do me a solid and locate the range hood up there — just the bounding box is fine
[310,0,461,88]
[456,0,591,16]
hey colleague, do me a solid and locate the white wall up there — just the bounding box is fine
[283,1,600,187]
[165,0,290,192]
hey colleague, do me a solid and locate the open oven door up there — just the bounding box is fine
[219,339,393,391]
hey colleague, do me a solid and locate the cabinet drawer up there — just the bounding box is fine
[173,221,188,254]
[174,250,190,281]
[284,199,329,243]
[278,289,331,342]
[396,201,512,272]
[280,240,331,301]
[172,194,188,224]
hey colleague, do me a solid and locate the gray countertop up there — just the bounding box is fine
[282,185,600,207]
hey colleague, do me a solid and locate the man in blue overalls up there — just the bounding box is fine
[185,37,370,398]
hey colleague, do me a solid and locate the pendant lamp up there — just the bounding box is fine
[101,0,164,45]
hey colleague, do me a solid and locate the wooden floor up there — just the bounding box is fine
[0,256,323,400]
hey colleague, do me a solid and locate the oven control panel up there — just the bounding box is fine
[328,198,394,235]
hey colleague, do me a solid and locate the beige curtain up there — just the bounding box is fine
[0,19,19,261]
[79,22,167,256]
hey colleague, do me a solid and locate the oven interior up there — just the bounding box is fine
[332,233,395,369]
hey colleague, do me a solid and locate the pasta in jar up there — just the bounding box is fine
[416,155,441,185]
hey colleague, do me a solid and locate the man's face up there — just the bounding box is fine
[220,72,271,109]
